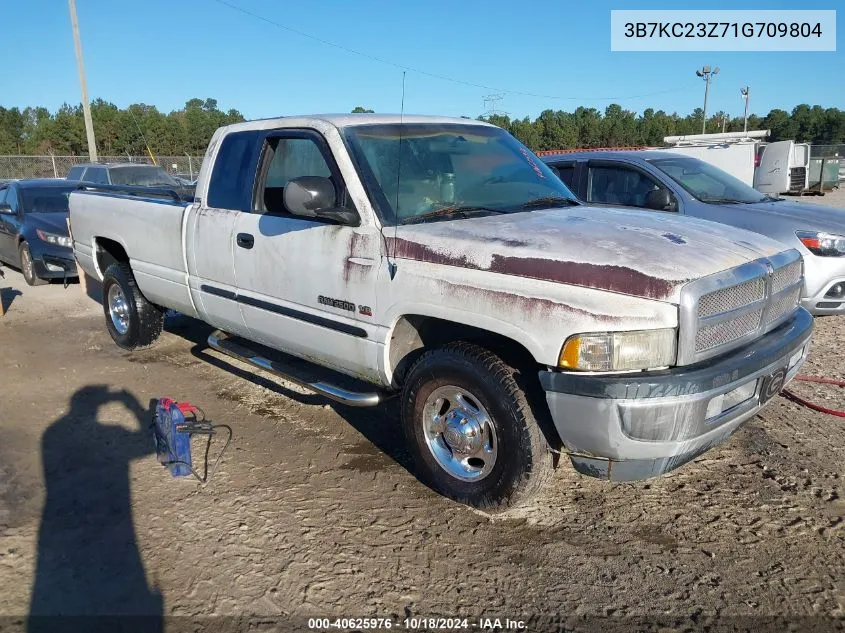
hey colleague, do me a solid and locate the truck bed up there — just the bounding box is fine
[69,188,197,316]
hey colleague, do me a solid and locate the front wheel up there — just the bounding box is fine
[101,262,164,349]
[19,242,47,286]
[401,342,553,511]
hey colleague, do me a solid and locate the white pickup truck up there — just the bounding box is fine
[69,114,813,510]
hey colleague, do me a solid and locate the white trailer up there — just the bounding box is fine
[661,131,770,187]
[753,140,812,194]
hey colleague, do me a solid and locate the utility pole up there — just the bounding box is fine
[68,0,98,162]
[695,65,720,134]
[482,94,505,117]
[740,86,750,135]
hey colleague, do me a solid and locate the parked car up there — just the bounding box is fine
[66,163,195,200]
[0,179,79,285]
[69,115,812,510]
[543,151,845,315]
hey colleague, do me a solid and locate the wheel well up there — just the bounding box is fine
[389,315,538,387]
[389,315,562,454]
[94,238,129,278]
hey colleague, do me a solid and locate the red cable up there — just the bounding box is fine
[779,374,845,417]
[794,374,845,387]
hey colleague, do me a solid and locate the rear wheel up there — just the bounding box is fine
[401,342,553,511]
[101,262,164,349]
[19,242,47,286]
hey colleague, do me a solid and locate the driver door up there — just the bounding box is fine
[232,129,382,380]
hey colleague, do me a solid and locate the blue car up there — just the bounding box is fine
[0,179,79,286]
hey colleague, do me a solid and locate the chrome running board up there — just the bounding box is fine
[206,329,385,407]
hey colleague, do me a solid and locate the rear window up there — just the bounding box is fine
[109,166,178,187]
[207,131,263,211]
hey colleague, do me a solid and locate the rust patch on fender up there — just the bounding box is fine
[388,237,472,268]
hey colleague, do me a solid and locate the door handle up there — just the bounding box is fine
[236,233,254,249]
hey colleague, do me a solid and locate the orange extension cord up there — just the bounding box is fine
[780,374,845,418]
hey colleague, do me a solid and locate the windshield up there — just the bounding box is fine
[344,123,577,224]
[648,156,771,204]
[20,187,76,213]
[109,166,180,188]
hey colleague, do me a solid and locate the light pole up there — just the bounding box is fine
[695,65,719,134]
[740,86,750,135]
[68,0,98,162]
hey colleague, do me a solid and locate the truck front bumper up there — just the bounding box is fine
[539,308,814,481]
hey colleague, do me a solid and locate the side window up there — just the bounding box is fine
[588,165,661,209]
[551,163,576,190]
[67,165,85,180]
[207,130,264,211]
[258,136,332,216]
[0,187,7,205]
[86,167,108,184]
[5,186,19,213]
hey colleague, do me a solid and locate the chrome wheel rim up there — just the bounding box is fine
[421,385,497,482]
[107,284,130,335]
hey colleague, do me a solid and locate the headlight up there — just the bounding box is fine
[796,231,845,256]
[559,328,677,371]
[36,229,72,248]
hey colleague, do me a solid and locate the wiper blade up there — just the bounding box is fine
[515,196,580,209]
[400,205,504,224]
[700,197,747,204]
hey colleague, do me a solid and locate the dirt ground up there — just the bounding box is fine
[1,191,844,633]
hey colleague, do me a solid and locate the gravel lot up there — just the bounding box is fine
[0,190,843,632]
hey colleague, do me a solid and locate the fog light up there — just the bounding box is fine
[45,262,63,272]
[825,283,845,299]
[705,380,758,420]
[788,346,805,369]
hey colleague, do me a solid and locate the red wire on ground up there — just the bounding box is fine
[780,374,845,417]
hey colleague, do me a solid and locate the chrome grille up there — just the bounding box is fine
[678,250,804,365]
[698,277,765,318]
[771,259,802,294]
[696,309,763,352]
[767,285,802,324]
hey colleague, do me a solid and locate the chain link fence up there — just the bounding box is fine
[0,155,205,181]
[811,145,845,183]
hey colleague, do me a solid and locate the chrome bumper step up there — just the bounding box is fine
[206,329,385,407]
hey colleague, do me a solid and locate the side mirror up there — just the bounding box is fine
[283,176,358,224]
[0,203,12,215]
[645,188,675,211]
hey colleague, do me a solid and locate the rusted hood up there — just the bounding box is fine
[387,206,789,302]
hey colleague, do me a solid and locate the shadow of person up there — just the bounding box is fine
[28,386,163,633]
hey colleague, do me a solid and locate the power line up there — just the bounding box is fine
[210,0,691,103]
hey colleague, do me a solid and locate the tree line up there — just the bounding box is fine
[0,99,843,156]
[481,104,845,151]
[0,98,245,156]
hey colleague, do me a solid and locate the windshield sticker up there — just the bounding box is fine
[519,147,546,180]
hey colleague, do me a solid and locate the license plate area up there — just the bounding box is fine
[760,366,788,404]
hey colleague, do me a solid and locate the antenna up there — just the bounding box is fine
[387,71,405,281]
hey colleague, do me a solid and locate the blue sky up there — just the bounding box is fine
[2,0,841,120]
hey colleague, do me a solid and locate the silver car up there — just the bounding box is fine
[543,151,845,315]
